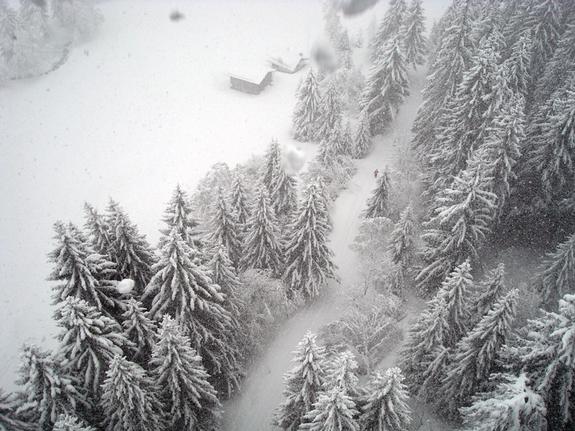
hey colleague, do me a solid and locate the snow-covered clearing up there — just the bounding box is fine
[223,64,428,431]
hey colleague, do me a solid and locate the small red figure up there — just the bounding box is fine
[374,169,379,178]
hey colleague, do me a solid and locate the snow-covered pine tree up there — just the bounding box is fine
[411,0,473,159]
[0,388,33,431]
[143,229,241,397]
[263,139,281,194]
[416,167,497,292]
[106,200,156,295]
[359,367,411,430]
[300,388,359,431]
[55,297,129,395]
[208,187,242,268]
[335,29,353,70]
[325,351,361,401]
[402,0,427,69]
[537,232,575,306]
[389,205,416,268]
[275,331,327,430]
[160,185,201,249]
[121,298,157,364]
[100,355,165,431]
[460,373,547,431]
[283,184,336,299]
[52,414,96,431]
[150,316,221,431]
[360,34,409,135]
[241,186,284,275]
[16,345,87,430]
[83,203,112,256]
[48,221,122,316]
[323,0,345,47]
[503,32,532,98]
[441,289,518,417]
[363,170,391,218]
[209,244,242,317]
[270,161,298,220]
[507,293,575,430]
[353,110,372,159]
[471,263,506,321]
[340,122,354,158]
[230,174,251,227]
[369,0,407,61]
[315,78,343,142]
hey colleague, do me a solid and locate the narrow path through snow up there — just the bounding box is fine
[223,67,428,430]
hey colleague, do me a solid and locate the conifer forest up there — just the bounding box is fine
[1,0,575,430]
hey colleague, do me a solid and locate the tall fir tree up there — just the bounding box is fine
[150,316,221,431]
[353,110,372,159]
[315,78,343,141]
[121,298,157,364]
[16,345,87,431]
[160,185,201,249]
[0,388,34,431]
[360,34,409,135]
[48,221,121,315]
[270,161,298,221]
[263,139,281,194]
[389,205,416,268]
[241,186,284,275]
[55,297,130,395]
[53,414,96,431]
[208,187,242,268]
[359,367,411,431]
[441,289,518,417]
[299,388,360,431]
[100,355,165,431]
[230,174,251,227]
[283,184,336,299]
[293,68,321,141]
[209,244,242,317]
[363,170,391,218]
[106,200,156,296]
[370,0,407,61]
[402,0,427,69]
[325,351,361,400]
[276,332,327,430]
[83,203,112,257]
[143,229,241,397]
[537,232,575,306]
[503,32,532,98]
[471,263,506,321]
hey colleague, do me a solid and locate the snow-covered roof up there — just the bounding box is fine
[269,50,307,68]
[229,66,272,84]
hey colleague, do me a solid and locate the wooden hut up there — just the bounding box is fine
[269,52,307,74]
[229,67,273,95]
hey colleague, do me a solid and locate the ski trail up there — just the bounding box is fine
[223,67,427,430]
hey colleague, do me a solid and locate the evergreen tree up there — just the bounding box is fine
[0,388,33,431]
[241,186,284,275]
[360,35,409,135]
[363,170,391,218]
[283,184,336,299]
[402,0,427,69]
[441,289,518,416]
[143,229,241,397]
[209,244,242,317]
[508,293,575,430]
[160,185,201,249]
[293,68,321,141]
[537,232,575,306]
[389,205,416,268]
[121,298,157,363]
[83,203,112,256]
[353,110,372,159]
[359,367,411,431]
[503,32,532,98]
[270,161,298,220]
[150,316,221,431]
[100,355,165,431]
[53,414,96,431]
[208,187,242,268]
[106,200,156,295]
[370,0,407,60]
[411,0,473,159]
[416,168,497,291]
[48,221,121,314]
[276,332,327,430]
[339,122,354,158]
[55,297,129,395]
[300,388,360,431]
[460,373,547,431]
[315,78,343,142]
[230,174,251,227]
[325,351,361,400]
[263,139,281,194]
[472,263,506,321]
[15,345,87,431]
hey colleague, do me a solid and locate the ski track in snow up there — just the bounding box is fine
[223,67,428,431]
